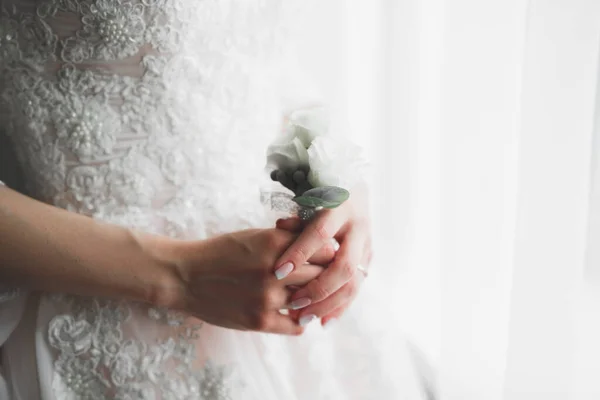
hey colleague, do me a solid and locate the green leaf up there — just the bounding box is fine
[292,186,350,209]
[303,186,350,202]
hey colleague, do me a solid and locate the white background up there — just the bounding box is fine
[296,1,600,398]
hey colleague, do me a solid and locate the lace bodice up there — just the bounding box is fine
[0,0,309,236]
[0,1,315,398]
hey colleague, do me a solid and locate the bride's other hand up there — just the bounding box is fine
[147,229,333,335]
[272,184,373,326]
[0,184,333,336]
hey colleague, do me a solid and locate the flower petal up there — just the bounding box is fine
[267,137,310,171]
[307,136,367,189]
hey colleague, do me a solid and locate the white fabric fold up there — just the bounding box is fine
[0,179,24,345]
[0,179,25,355]
[0,295,27,400]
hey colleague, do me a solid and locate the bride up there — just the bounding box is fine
[0,0,429,398]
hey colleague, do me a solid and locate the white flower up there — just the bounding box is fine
[266,137,309,172]
[266,107,330,171]
[282,107,330,148]
[266,107,367,195]
[307,136,367,190]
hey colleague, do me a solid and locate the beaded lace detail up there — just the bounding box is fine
[0,0,303,398]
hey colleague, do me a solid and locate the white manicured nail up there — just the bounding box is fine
[331,239,340,252]
[299,314,317,327]
[289,297,311,310]
[323,318,338,330]
[275,262,293,280]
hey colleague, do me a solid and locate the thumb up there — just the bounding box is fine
[275,217,306,233]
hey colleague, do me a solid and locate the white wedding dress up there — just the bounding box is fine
[0,0,429,399]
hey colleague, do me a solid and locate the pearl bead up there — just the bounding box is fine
[148,308,161,320]
[99,20,131,45]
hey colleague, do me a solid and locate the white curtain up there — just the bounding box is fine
[297,0,600,399]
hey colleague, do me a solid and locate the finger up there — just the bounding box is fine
[261,265,326,311]
[273,209,347,280]
[321,305,348,327]
[287,308,301,320]
[288,227,366,307]
[321,242,370,325]
[273,231,338,266]
[320,273,366,325]
[279,264,325,286]
[277,219,339,265]
[294,279,361,326]
[261,311,305,335]
[307,239,338,266]
[363,236,373,268]
[276,217,304,233]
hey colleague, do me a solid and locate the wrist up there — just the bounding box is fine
[131,230,189,309]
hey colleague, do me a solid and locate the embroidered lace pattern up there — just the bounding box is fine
[0,0,304,397]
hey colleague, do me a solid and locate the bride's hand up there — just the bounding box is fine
[154,229,333,335]
[272,184,373,326]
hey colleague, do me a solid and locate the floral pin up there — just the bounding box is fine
[266,108,367,220]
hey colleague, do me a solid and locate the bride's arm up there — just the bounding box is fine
[0,182,179,305]
[0,182,334,334]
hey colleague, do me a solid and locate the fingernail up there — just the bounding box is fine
[289,297,311,310]
[331,238,340,252]
[299,314,317,327]
[275,262,294,280]
[323,318,337,330]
